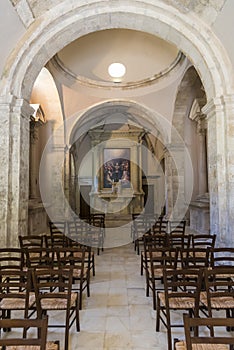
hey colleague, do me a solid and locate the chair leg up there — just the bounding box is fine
[87,277,90,297]
[140,255,143,275]
[76,305,80,332]
[79,290,83,310]
[152,285,156,310]
[64,326,69,350]
[166,313,172,350]
[92,255,95,276]
[156,294,160,332]
[145,275,149,297]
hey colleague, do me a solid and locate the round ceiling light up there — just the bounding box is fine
[108,62,126,81]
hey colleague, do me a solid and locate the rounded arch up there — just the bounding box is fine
[172,66,206,141]
[69,99,170,146]
[1,0,233,102]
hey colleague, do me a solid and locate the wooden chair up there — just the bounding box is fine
[191,234,216,249]
[56,246,90,310]
[141,232,168,275]
[209,247,234,267]
[0,316,60,350]
[23,247,56,269]
[131,213,140,239]
[49,221,67,235]
[0,267,35,324]
[31,266,80,350]
[158,219,169,234]
[48,221,69,248]
[68,220,96,276]
[156,267,203,350]
[200,265,234,335]
[89,213,105,236]
[19,236,45,269]
[19,234,45,249]
[179,247,211,270]
[191,234,216,259]
[88,215,105,254]
[0,248,25,271]
[83,225,104,256]
[67,219,85,245]
[174,314,234,350]
[133,216,150,255]
[147,245,178,310]
[169,220,186,235]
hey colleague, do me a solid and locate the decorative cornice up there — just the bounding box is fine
[189,98,207,133]
[51,51,185,90]
[202,94,234,119]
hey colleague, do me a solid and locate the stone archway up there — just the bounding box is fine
[0,0,234,246]
[67,100,170,220]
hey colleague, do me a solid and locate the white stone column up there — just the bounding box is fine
[0,95,33,246]
[203,95,234,246]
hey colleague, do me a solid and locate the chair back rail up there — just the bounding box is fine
[183,314,234,350]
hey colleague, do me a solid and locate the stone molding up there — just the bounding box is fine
[189,98,207,134]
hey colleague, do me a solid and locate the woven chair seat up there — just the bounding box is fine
[200,291,234,308]
[175,341,229,350]
[0,292,35,309]
[141,250,162,264]
[0,342,59,350]
[209,296,234,309]
[40,292,77,310]
[158,292,197,309]
[72,267,89,278]
[148,268,163,278]
[175,341,186,350]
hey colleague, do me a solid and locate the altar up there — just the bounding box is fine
[88,128,146,215]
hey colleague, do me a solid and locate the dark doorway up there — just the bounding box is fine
[143,184,154,214]
[80,185,91,219]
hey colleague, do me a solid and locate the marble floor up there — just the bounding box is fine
[68,242,170,350]
[43,241,187,350]
[1,240,230,349]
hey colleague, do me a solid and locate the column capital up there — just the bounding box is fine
[202,94,234,119]
[0,94,34,119]
[11,97,34,119]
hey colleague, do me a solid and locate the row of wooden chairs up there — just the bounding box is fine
[141,233,216,277]
[144,240,232,311]
[155,265,234,350]
[0,260,80,350]
[19,232,96,277]
[23,246,90,310]
[49,218,105,255]
[133,216,186,254]
[0,245,91,350]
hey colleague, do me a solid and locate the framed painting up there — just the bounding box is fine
[103,148,130,188]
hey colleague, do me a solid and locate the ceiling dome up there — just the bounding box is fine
[56,29,181,87]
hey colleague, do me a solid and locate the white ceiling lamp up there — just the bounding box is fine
[108,62,126,82]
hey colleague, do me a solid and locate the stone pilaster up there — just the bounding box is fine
[0,95,33,247]
[189,99,208,195]
[203,95,234,246]
[164,143,189,221]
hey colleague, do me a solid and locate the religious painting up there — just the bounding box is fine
[103,148,130,188]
